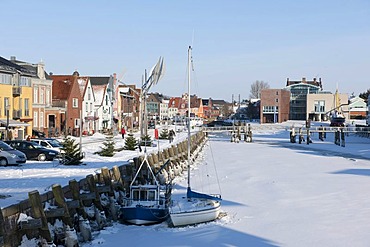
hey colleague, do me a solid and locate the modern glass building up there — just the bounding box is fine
[285,78,322,120]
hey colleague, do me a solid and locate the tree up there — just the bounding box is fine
[124,133,138,151]
[249,80,270,99]
[159,128,169,140]
[140,134,152,147]
[359,89,370,102]
[60,137,84,165]
[94,134,115,157]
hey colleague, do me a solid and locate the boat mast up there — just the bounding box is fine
[187,46,192,190]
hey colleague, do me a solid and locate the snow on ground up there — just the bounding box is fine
[2,122,370,246]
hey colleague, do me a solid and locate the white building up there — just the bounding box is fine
[90,77,113,131]
[160,99,169,120]
[77,77,96,134]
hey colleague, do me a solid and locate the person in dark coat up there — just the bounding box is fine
[169,129,175,143]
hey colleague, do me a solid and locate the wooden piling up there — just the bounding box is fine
[112,165,124,190]
[101,167,113,196]
[52,184,73,227]
[28,190,53,243]
[86,175,103,210]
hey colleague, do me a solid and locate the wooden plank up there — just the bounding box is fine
[66,200,80,209]
[45,208,65,218]
[18,218,42,230]
[80,192,96,201]
[96,185,111,193]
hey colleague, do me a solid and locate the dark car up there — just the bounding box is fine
[5,140,59,161]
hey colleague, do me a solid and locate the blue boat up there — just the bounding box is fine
[120,155,172,225]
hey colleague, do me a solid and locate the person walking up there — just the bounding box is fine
[121,126,126,139]
[169,129,175,143]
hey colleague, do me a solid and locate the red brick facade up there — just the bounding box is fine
[260,89,290,123]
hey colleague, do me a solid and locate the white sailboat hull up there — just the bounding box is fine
[169,199,221,227]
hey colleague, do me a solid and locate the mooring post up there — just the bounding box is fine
[86,175,103,210]
[101,167,113,196]
[28,190,53,244]
[52,184,73,227]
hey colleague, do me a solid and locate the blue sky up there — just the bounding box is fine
[2,0,370,100]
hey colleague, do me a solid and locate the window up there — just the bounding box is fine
[263,106,279,113]
[40,88,44,104]
[4,98,9,116]
[20,76,31,87]
[40,112,44,128]
[90,103,93,113]
[85,102,88,112]
[34,111,38,127]
[314,101,325,113]
[72,98,78,108]
[25,99,29,116]
[34,87,38,104]
[276,98,279,103]
[276,91,279,95]
[0,73,11,85]
[88,87,91,100]
[46,89,50,105]
[75,119,80,128]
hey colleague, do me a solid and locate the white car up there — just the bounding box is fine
[30,138,64,153]
[0,141,27,166]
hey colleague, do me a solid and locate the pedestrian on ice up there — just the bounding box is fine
[121,126,126,139]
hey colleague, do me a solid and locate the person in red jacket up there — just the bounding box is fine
[121,127,126,139]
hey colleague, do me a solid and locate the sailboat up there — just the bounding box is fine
[120,154,172,225]
[330,89,346,127]
[169,46,222,227]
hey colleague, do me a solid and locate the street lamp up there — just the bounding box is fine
[5,104,10,140]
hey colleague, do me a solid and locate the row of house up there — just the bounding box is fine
[260,77,368,124]
[0,56,232,139]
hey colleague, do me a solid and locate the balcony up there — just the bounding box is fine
[13,109,22,119]
[52,100,67,108]
[12,87,22,96]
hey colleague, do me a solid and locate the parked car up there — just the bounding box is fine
[30,138,64,153]
[32,129,46,138]
[5,140,60,161]
[0,141,27,166]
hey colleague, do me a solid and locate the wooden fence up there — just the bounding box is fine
[0,132,206,247]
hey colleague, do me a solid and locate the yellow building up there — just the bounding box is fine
[0,56,33,139]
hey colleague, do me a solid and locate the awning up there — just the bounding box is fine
[0,119,30,127]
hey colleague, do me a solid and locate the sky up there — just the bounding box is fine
[3,121,370,246]
[2,0,370,100]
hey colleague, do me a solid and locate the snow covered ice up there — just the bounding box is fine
[2,123,370,246]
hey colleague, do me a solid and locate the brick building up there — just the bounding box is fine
[260,89,290,123]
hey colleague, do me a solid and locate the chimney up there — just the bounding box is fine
[37,61,45,79]
[10,56,16,61]
[302,77,306,83]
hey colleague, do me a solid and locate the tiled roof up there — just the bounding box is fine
[51,75,76,100]
[0,56,35,76]
[90,76,110,85]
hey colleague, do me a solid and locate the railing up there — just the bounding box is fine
[12,109,22,119]
[12,87,22,96]
[52,100,67,108]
